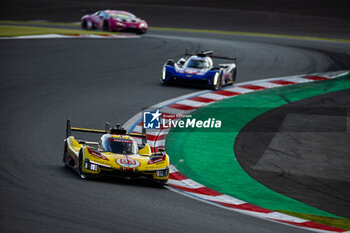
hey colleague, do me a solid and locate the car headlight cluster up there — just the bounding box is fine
[162,67,166,80]
[139,22,146,28]
[157,167,169,177]
[84,159,98,171]
[213,72,219,85]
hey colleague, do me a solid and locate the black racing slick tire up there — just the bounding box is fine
[78,150,88,179]
[103,21,110,32]
[136,29,146,35]
[63,141,68,167]
[81,20,87,30]
[154,180,168,187]
[232,68,237,83]
[229,69,236,86]
[160,79,170,86]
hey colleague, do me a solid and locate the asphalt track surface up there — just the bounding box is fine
[1,2,350,233]
[1,30,350,233]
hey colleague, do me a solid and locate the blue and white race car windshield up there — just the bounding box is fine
[185,59,210,69]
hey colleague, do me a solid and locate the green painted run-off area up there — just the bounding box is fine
[165,74,350,218]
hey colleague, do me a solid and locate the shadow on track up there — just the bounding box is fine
[60,165,168,189]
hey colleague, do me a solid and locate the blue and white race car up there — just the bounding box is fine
[160,50,237,90]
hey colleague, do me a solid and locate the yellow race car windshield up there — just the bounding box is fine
[102,136,138,155]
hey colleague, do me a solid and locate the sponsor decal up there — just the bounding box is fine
[163,117,221,129]
[87,148,109,161]
[148,154,166,164]
[116,158,140,168]
[143,109,161,129]
[108,138,133,143]
[144,109,222,130]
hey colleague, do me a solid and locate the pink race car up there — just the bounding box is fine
[81,10,148,34]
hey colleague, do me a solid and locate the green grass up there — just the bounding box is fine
[165,74,350,223]
[277,210,350,230]
[0,25,120,37]
[0,20,78,27]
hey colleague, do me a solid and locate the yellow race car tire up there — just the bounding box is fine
[78,150,88,179]
[62,142,68,168]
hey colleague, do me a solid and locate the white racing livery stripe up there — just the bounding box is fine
[124,71,349,233]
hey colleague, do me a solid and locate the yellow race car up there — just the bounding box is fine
[63,119,169,184]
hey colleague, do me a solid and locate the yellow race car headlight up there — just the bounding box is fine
[157,167,169,177]
[84,159,98,171]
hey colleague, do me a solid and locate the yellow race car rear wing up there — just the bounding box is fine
[66,119,147,145]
